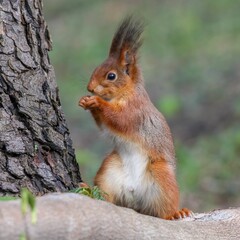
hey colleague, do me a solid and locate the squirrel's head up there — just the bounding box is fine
[87,16,144,101]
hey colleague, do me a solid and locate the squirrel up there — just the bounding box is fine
[79,16,191,220]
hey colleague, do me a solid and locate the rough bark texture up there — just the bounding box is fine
[0,0,81,195]
[0,193,239,240]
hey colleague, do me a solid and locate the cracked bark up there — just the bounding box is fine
[0,0,82,195]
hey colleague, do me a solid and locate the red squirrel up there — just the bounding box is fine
[79,16,191,220]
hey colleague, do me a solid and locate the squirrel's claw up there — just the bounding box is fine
[79,96,90,109]
[79,95,100,110]
[165,208,193,220]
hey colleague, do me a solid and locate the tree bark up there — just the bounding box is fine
[0,193,239,240]
[0,0,81,195]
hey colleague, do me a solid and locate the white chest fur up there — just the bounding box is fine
[117,140,148,193]
[102,127,152,197]
[101,127,162,212]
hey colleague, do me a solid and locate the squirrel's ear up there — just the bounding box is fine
[119,48,136,69]
[109,16,144,74]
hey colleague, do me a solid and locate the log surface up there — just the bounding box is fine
[0,193,239,240]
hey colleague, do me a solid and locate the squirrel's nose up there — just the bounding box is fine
[87,84,94,93]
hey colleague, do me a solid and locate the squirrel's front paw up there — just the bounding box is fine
[79,95,101,110]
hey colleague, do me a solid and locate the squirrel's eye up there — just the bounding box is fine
[107,72,116,81]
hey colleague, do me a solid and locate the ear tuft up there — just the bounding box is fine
[109,15,144,66]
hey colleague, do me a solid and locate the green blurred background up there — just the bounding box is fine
[44,0,240,212]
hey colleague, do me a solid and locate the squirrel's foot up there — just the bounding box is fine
[79,95,101,110]
[165,208,193,220]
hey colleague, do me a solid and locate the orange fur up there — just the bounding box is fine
[79,16,191,219]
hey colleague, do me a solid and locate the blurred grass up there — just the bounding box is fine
[44,0,240,212]
[0,196,18,201]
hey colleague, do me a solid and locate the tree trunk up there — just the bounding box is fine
[0,0,82,195]
[0,193,239,240]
